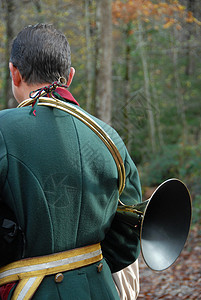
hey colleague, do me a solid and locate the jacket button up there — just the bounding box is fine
[55,273,64,283]
[97,263,103,273]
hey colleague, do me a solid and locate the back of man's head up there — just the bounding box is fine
[10,24,71,85]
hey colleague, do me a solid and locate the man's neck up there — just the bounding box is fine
[18,82,51,103]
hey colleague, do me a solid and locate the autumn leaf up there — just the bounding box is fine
[112,0,199,30]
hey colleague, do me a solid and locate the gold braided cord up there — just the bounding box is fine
[18,97,126,195]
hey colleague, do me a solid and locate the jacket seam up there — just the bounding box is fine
[5,154,54,241]
[71,116,83,247]
[0,128,9,190]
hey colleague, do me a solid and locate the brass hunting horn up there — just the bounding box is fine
[116,178,192,271]
[18,96,192,272]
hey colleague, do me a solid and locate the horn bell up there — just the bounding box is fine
[116,178,192,271]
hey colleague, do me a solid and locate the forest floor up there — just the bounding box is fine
[138,224,201,299]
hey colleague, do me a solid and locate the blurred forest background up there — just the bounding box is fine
[0,0,200,227]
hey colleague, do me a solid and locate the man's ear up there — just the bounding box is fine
[9,62,22,87]
[67,67,75,87]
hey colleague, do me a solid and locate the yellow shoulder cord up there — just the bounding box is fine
[18,97,126,196]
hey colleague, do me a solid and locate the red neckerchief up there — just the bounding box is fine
[54,87,80,106]
[0,283,16,300]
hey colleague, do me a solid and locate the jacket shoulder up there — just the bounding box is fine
[0,107,29,121]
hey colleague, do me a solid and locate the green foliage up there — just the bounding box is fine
[139,143,201,225]
[139,144,180,186]
[192,194,201,225]
[140,143,201,185]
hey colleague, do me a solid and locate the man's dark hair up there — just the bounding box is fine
[10,24,71,85]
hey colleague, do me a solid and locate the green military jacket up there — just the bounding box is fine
[0,96,141,299]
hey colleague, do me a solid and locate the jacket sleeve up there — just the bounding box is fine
[0,129,8,195]
[101,148,142,273]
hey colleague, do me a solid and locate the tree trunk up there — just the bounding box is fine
[185,0,195,76]
[123,24,132,152]
[85,0,93,112]
[138,20,156,153]
[94,0,112,124]
[151,76,164,150]
[2,0,16,108]
[172,27,188,143]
